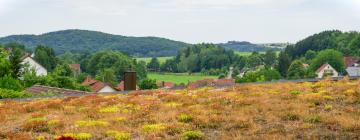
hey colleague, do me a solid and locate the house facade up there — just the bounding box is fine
[21,55,47,76]
[315,63,339,78]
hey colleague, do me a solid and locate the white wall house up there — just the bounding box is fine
[315,63,339,78]
[21,56,48,76]
[97,85,117,93]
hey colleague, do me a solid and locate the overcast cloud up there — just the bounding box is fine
[0,0,359,43]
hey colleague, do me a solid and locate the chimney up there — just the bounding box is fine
[124,71,137,91]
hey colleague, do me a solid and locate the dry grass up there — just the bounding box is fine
[1,78,360,139]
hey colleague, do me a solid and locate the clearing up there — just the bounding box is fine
[148,73,218,84]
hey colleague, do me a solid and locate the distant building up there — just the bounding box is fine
[69,64,81,76]
[346,67,360,77]
[157,81,175,89]
[303,63,310,69]
[187,79,235,89]
[115,81,125,91]
[315,63,339,78]
[82,76,117,93]
[344,57,360,68]
[26,85,92,95]
[21,54,47,76]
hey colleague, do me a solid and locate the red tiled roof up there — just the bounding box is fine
[344,57,359,68]
[316,63,329,73]
[26,85,93,95]
[81,76,115,92]
[82,76,98,86]
[69,64,81,72]
[115,81,125,91]
[187,79,235,89]
[163,82,175,88]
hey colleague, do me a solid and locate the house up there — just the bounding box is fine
[157,81,175,89]
[82,76,117,93]
[344,57,359,68]
[187,79,235,89]
[303,63,310,69]
[346,67,360,77]
[69,64,81,76]
[115,81,125,91]
[315,63,339,78]
[21,54,47,76]
[26,85,93,95]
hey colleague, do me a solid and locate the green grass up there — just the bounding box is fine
[148,73,218,85]
[234,51,280,56]
[136,57,173,64]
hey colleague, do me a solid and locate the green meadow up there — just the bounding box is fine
[136,57,173,64]
[148,73,218,85]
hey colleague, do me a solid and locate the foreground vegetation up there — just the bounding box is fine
[1,78,359,139]
[148,73,217,84]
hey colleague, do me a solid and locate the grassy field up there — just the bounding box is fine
[136,57,173,64]
[148,73,218,84]
[234,51,280,56]
[1,78,360,139]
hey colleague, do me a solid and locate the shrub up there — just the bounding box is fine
[22,117,49,132]
[304,115,321,123]
[138,78,158,90]
[99,106,119,113]
[75,120,109,127]
[323,95,334,100]
[0,88,32,99]
[324,104,333,111]
[142,124,166,133]
[181,130,204,140]
[75,133,92,140]
[283,113,300,121]
[290,90,301,95]
[178,114,193,123]
[106,130,131,140]
[0,75,23,91]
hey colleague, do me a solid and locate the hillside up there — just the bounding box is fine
[0,30,190,57]
[285,30,360,58]
[0,79,359,139]
[218,41,282,52]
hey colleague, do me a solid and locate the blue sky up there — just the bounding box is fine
[0,0,359,43]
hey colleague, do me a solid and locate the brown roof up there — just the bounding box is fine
[187,79,235,89]
[82,76,115,92]
[115,81,125,91]
[316,63,330,73]
[344,57,359,68]
[69,64,81,72]
[26,85,93,95]
[82,76,98,86]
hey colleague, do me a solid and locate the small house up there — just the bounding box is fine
[346,67,360,77]
[344,57,359,68]
[69,64,81,77]
[21,54,47,76]
[82,76,117,93]
[315,63,339,78]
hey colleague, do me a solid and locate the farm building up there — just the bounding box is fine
[315,63,339,78]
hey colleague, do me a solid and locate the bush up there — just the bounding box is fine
[142,124,166,133]
[181,130,204,140]
[178,114,193,123]
[106,130,130,140]
[0,88,32,99]
[138,78,158,90]
[304,115,321,123]
[0,75,23,91]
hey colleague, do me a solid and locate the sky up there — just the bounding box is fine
[0,0,359,44]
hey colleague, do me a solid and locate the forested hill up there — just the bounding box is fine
[285,30,360,58]
[0,29,190,57]
[218,41,282,52]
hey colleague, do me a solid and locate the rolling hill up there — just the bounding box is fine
[0,29,190,57]
[218,41,283,52]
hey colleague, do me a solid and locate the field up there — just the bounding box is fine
[1,78,360,139]
[234,51,280,56]
[135,57,173,64]
[148,73,218,84]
